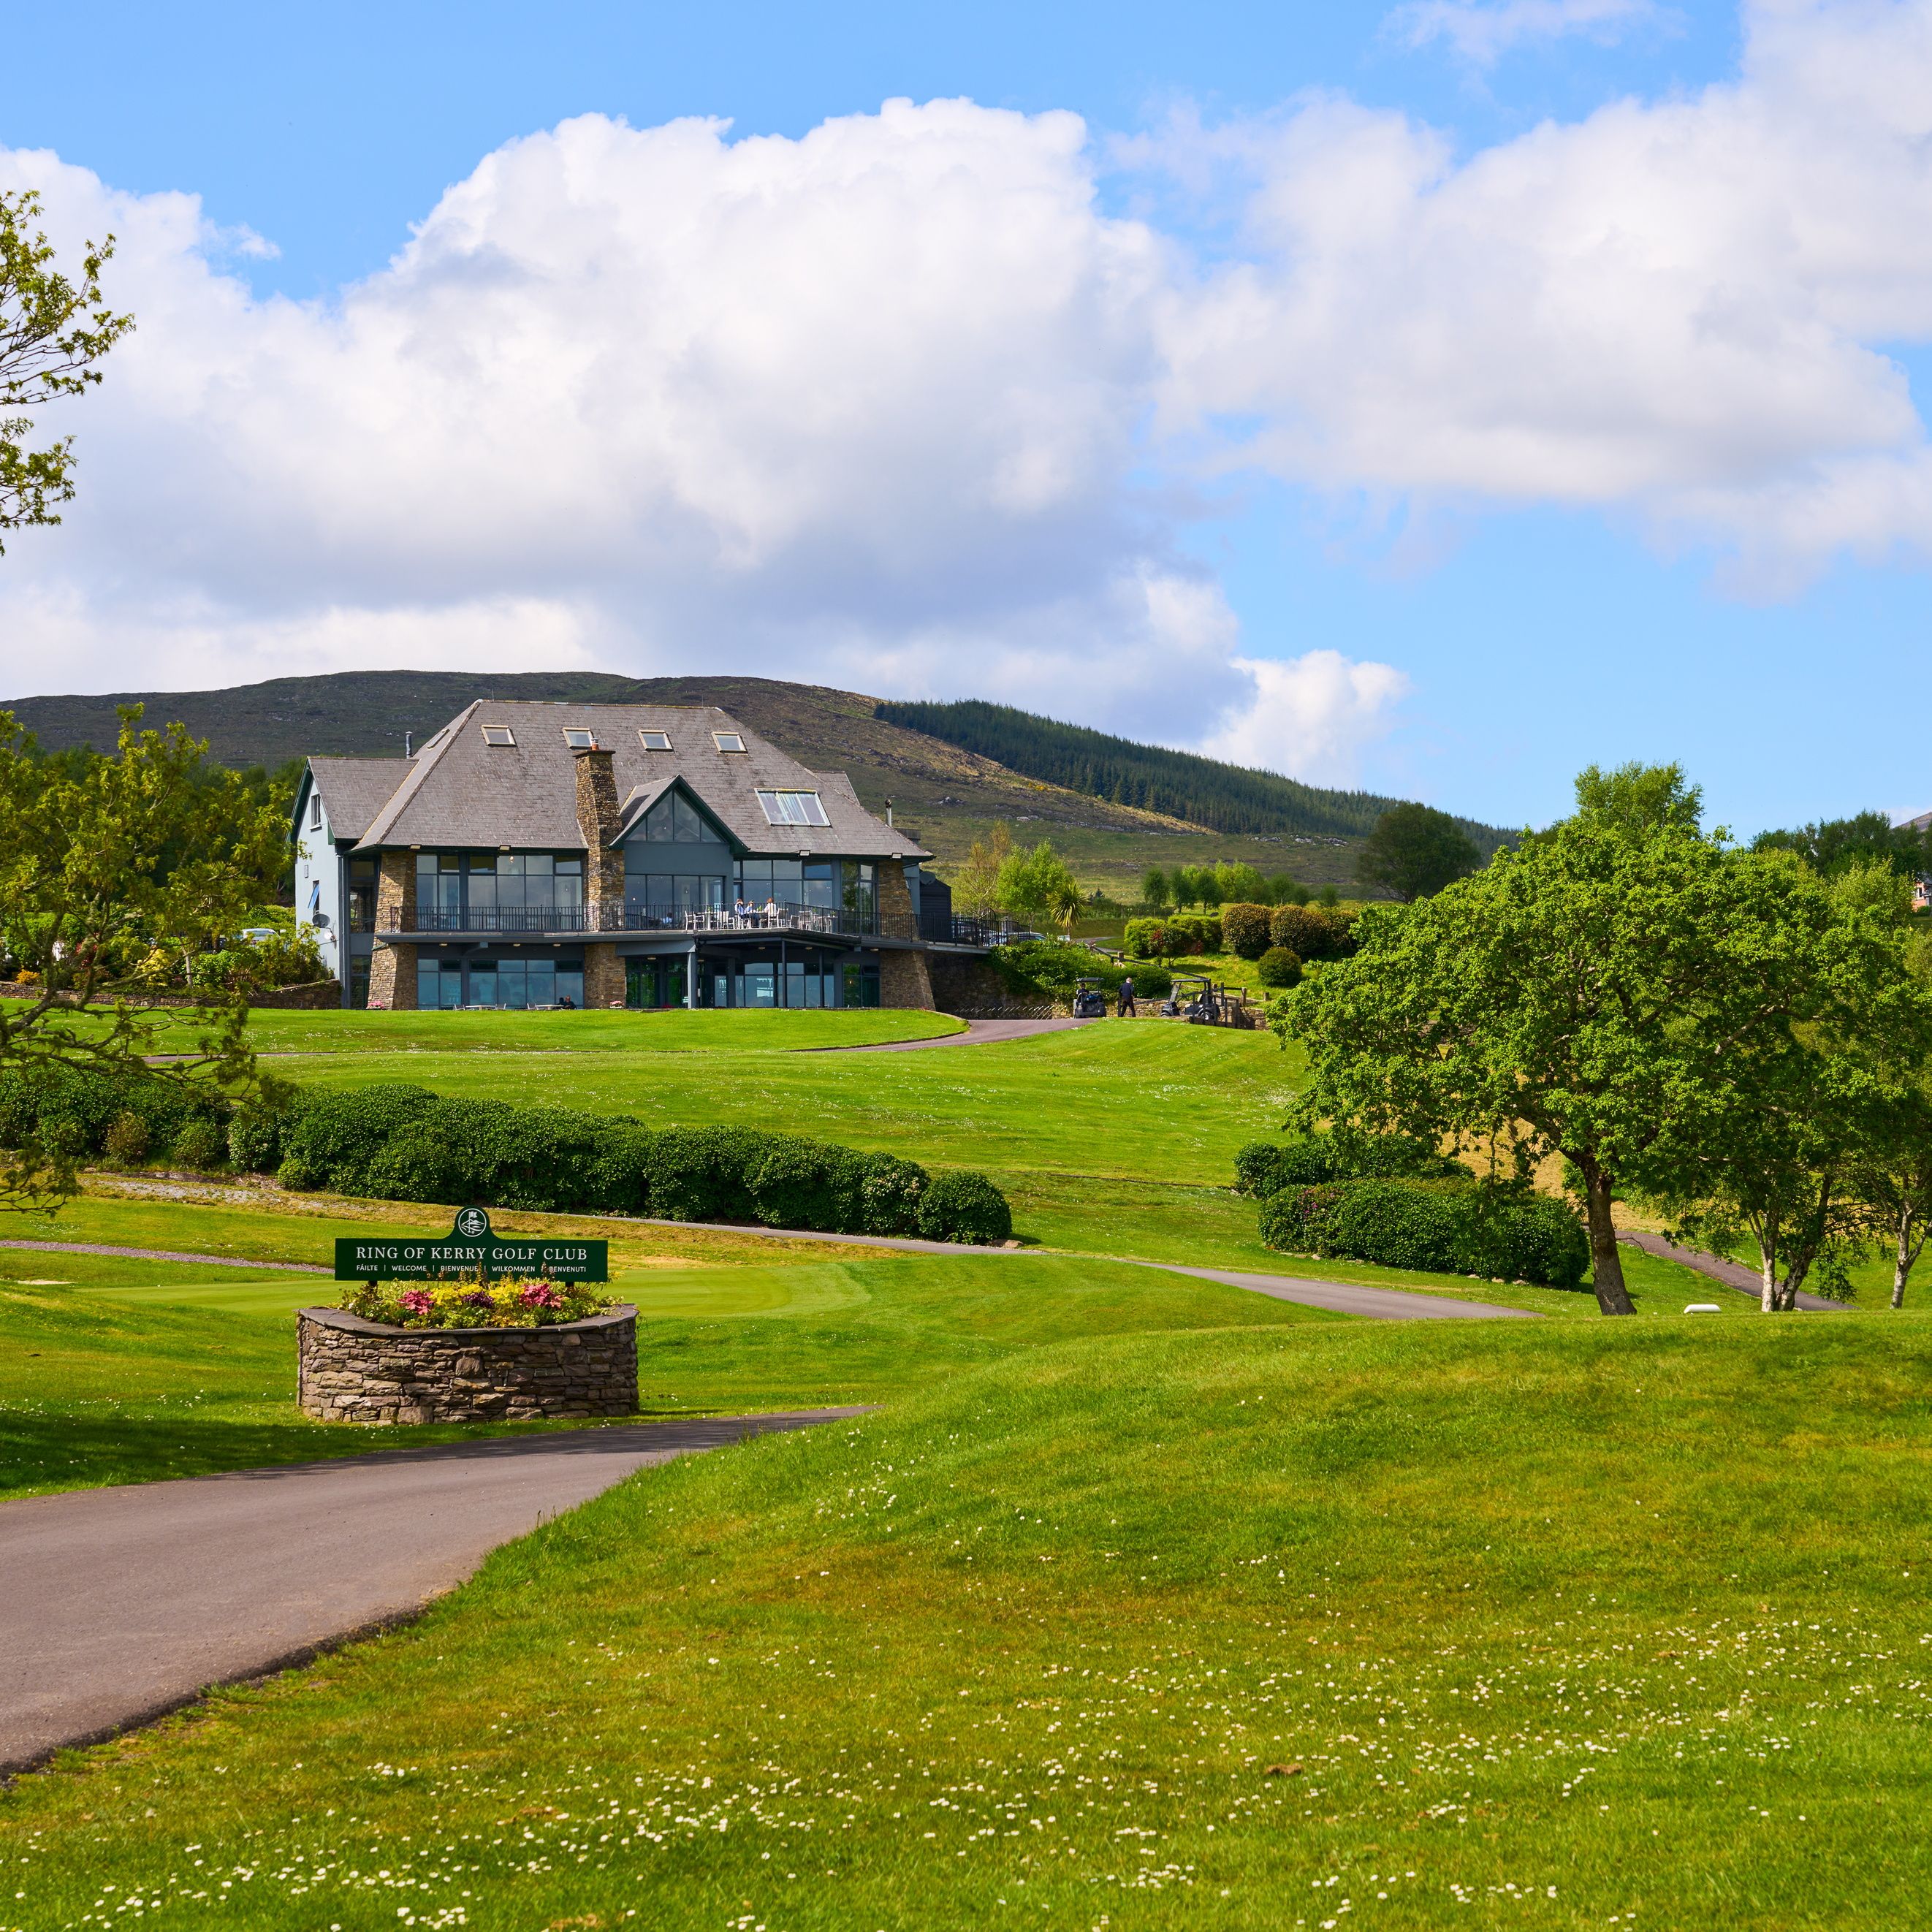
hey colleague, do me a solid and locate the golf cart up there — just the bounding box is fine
[1071,977,1109,1019]
[1160,973,1212,1020]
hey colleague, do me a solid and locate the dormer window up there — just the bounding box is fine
[713,732,746,752]
[639,730,672,750]
[481,726,516,747]
[757,788,831,827]
[563,727,597,750]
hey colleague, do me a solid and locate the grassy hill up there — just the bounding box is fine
[2,670,1506,894]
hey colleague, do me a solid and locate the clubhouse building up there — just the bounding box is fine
[290,701,962,1011]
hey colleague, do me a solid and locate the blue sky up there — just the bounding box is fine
[4,1,1928,834]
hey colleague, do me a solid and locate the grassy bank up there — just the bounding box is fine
[7,1316,1928,1928]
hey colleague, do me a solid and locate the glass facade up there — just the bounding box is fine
[619,946,871,1010]
[346,857,378,932]
[416,851,584,919]
[638,791,726,843]
[417,954,585,1009]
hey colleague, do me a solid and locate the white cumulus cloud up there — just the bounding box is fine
[7,2,1932,795]
[1388,0,1672,66]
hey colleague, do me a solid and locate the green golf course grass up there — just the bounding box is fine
[140,1004,967,1054]
[7,1315,1929,1928]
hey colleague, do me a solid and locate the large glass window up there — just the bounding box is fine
[739,859,802,902]
[640,790,725,843]
[347,859,378,933]
[756,789,830,827]
[801,859,840,910]
[842,961,881,1009]
[420,954,584,1008]
[411,853,583,922]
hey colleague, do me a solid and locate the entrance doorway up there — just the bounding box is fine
[625,957,688,1010]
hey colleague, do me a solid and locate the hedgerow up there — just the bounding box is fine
[1257,1176,1589,1288]
[0,1070,1015,1245]
[986,941,1172,1001]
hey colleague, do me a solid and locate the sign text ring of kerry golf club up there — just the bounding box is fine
[333,1207,609,1282]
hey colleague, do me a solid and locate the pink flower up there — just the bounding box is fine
[519,1282,563,1309]
[398,1289,433,1317]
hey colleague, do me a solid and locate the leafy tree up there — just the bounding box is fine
[995,839,1082,931]
[1266,873,1309,906]
[1280,769,1919,1315]
[953,824,1015,918]
[1212,861,1266,905]
[2,189,134,549]
[1222,902,1273,959]
[1358,802,1480,902]
[1141,867,1170,910]
[1752,809,1928,880]
[1317,883,1339,908]
[1571,760,1703,838]
[0,707,289,1204]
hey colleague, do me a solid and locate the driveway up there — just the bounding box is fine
[826,1016,1091,1051]
[1617,1228,1847,1312]
[0,1408,863,1775]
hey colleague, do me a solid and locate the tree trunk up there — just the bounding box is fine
[1581,1163,1635,1317]
[1894,1205,1915,1310]
[1758,1210,1779,1314]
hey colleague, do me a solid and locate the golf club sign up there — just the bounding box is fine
[332,1207,609,1283]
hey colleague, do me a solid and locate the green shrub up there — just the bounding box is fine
[1258,1177,1588,1288]
[918,1169,1013,1245]
[1221,903,1273,959]
[171,1114,229,1170]
[856,1153,929,1234]
[1258,946,1301,988]
[1123,917,1168,959]
[1268,905,1347,959]
[252,1080,1011,1244]
[229,1103,297,1174]
[103,1112,151,1163]
[277,1152,324,1191]
[1234,1131,1469,1197]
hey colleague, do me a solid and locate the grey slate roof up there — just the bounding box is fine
[308,758,414,842]
[350,701,926,860]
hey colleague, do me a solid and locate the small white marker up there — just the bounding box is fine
[1684,1303,1723,1314]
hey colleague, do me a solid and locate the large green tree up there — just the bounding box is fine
[995,839,1083,931]
[1,189,133,548]
[1357,802,1480,902]
[0,709,290,1204]
[1281,769,1917,1315]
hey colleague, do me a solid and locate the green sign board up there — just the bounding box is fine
[333,1207,608,1282]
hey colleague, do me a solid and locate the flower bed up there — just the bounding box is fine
[297,1301,637,1423]
[338,1275,610,1329]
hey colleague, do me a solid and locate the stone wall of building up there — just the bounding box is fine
[297,1305,637,1423]
[368,850,419,1011]
[878,944,935,1010]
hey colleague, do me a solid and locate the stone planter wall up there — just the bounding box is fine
[297,1305,637,1424]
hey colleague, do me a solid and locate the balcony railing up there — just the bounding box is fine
[389,900,878,939]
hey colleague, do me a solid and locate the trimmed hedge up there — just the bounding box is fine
[1234,1131,1467,1196]
[0,1068,1014,1246]
[251,1083,1013,1245]
[1221,902,1273,959]
[1123,913,1223,959]
[1258,946,1301,988]
[1257,1177,1589,1289]
[1267,905,1357,961]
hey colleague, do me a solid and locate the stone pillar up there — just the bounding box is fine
[367,850,418,1010]
[878,946,935,1010]
[584,945,625,1008]
[877,859,919,940]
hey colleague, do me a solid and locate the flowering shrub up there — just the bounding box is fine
[339,1274,612,1329]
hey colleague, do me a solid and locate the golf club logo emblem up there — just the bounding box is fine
[455,1206,491,1240]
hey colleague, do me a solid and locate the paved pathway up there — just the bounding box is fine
[1146,1262,1538,1320]
[0,1408,863,1774]
[824,1015,1091,1051]
[0,1239,327,1273]
[1617,1228,1846,1312]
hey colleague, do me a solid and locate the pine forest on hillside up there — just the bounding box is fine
[878,696,1507,849]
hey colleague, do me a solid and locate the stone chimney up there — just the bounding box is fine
[571,746,625,921]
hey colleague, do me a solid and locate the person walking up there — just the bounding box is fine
[1117,974,1136,1019]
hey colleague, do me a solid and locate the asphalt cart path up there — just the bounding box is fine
[1616,1228,1847,1312]
[0,1407,864,1775]
[1141,1261,1540,1321]
[824,1016,1092,1051]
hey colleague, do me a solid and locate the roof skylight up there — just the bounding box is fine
[756,788,831,828]
[480,726,516,747]
[713,731,746,752]
[639,730,672,750]
[563,727,597,749]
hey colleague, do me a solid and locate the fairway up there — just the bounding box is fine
[7,1315,1928,1928]
[281,1020,1300,1182]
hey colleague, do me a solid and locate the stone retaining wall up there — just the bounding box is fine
[297,1305,637,1424]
